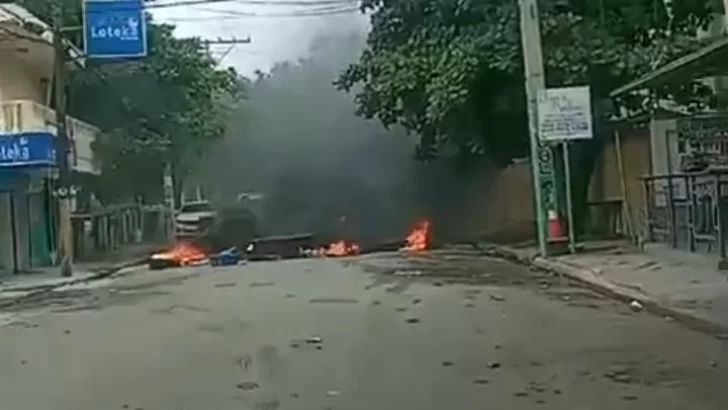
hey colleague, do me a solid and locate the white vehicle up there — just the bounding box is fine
[175,200,216,239]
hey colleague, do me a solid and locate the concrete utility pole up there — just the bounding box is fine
[52,4,74,277]
[518,0,557,256]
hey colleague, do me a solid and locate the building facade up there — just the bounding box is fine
[0,4,99,275]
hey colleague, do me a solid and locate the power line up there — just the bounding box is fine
[81,0,357,14]
[165,6,358,21]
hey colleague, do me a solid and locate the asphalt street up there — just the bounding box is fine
[1,248,727,410]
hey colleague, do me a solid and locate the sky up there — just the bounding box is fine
[151,0,370,77]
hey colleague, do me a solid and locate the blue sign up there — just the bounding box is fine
[0,132,56,167]
[83,0,147,59]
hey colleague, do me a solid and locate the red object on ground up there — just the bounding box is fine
[547,210,566,242]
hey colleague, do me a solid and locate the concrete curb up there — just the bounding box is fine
[0,256,150,310]
[481,244,728,339]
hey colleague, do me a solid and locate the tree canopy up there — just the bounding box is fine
[16,0,242,203]
[336,0,716,167]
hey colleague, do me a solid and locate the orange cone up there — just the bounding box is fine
[547,210,566,242]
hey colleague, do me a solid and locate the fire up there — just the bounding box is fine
[401,220,430,252]
[316,240,360,257]
[151,241,208,265]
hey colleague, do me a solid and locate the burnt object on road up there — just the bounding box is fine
[247,233,314,260]
[210,247,243,266]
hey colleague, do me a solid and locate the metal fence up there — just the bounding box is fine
[71,204,172,261]
[642,170,728,259]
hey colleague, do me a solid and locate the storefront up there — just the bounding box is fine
[0,132,56,275]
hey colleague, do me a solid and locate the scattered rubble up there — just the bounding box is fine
[236,381,260,391]
[306,336,323,344]
[630,300,643,311]
[393,270,423,277]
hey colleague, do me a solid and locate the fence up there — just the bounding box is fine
[71,204,172,261]
[642,170,728,260]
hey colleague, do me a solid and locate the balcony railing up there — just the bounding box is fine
[0,99,99,174]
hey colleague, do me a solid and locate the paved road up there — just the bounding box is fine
[1,248,727,410]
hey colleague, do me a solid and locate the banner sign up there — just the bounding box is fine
[0,132,56,167]
[83,0,147,59]
[537,86,593,141]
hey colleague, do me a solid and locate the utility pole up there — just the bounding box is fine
[518,0,557,256]
[52,4,74,277]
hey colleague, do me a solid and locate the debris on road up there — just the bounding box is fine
[405,317,420,324]
[236,381,260,391]
[630,300,643,311]
[442,361,454,367]
[487,361,501,369]
[210,247,243,266]
[474,378,490,385]
[326,390,340,397]
[604,368,634,384]
[393,269,423,277]
[489,294,506,302]
[306,336,323,344]
[149,241,209,270]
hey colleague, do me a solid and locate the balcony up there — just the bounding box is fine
[0,100,99,174]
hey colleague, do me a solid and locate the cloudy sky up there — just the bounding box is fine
[151,0,369,77]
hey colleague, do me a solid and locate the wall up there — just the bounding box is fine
[588,126,651,236]
[650,118,679,175]
[432,162,535,244]
[0,192,11,273]
[0,55,46,104]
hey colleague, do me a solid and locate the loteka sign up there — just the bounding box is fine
[83,0,147,59]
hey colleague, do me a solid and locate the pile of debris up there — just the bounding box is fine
[148,219,432,270]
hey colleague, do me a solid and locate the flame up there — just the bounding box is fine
[317,240,360,257]
[401,220,430,252]
[152,241,208,265]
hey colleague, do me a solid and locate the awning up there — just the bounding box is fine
[610,36,728,98]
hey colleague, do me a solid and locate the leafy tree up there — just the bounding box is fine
[336,0,715,229]
[14,0,241,203]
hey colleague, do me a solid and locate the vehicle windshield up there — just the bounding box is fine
[179,203,213,213]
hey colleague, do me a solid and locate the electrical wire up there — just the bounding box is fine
[81,0,357,14]
[165,6,358,21]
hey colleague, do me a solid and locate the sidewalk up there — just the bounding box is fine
[0,243,161,295]
[484,240,728,336]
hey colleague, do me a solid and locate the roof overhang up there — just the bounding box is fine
[610,35,728,98]
[0,3,85,68]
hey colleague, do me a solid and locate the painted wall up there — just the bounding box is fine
[0,55,47,104]
[431,162,536,244]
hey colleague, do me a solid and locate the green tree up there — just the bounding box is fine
[336,0,715,229]
[15,0,241,203]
